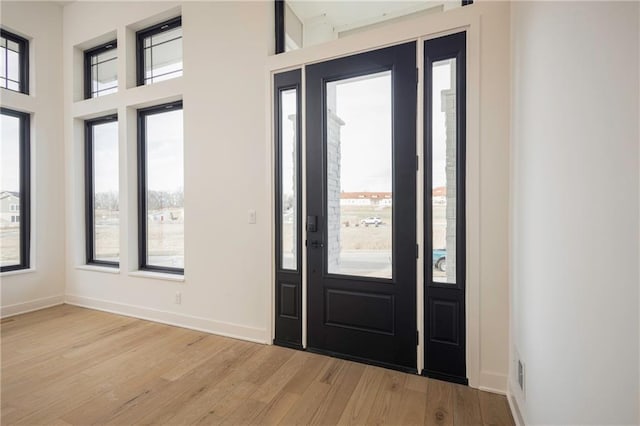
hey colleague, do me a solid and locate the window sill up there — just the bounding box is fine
[1,267,35,277]
[76,265,120,274]
[1,87,28,96]
[129,270,184,282]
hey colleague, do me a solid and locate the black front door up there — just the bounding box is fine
[305,42,417,372]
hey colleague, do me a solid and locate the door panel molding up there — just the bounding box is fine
[325,289,395,335]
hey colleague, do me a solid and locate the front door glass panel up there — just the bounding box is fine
[325,71,392,279]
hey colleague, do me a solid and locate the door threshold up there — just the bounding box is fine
[306,346,418,375]
[422,368,469,385]
[273,339,303,350]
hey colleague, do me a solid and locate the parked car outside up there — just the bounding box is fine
[360,216,382,226]
[433,249,446,272]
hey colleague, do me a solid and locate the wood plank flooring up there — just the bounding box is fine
[1,305,514,425]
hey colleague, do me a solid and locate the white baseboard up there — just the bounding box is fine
[507,383,526,426]
[1,295,65,318]
[478,371,508,395]
[65,294,269,344]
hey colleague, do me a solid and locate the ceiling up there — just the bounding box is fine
[287,1,450,32]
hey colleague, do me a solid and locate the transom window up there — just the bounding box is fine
[0,29,28,94]
[136,17,182,86]
[84,41,117,99]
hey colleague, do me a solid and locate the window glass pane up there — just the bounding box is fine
[149,37,182,81]
[91,121,119,263]
[144,48,152,80]
[7,49,19,81]
[432,58,457,284]
[6,40,19,53]
[0,46,6,79]
[326,71,392,279]
[1,113,21,267]
[145,109,184,269]
[88,45,118,98]
[142,24,183,85]
[96,47,116,64]
[96,58,117,93]
[0,31,26,93]
[91,64,98,95]
[151,70,183,84]
[97,87,118,97]
[151,26,181,46]
[280,89,297,270]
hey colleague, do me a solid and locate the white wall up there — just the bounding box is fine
[510,2,640,423]
[0,2,66,317]
[62,1,271,342]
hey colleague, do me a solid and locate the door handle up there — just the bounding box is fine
[309,240,324,249]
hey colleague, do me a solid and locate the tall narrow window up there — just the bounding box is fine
[84,41,117,99]
[85,115,119,266]
[0,29,29,94]
[1,108,30,272]
[431,57,458,284]
[136,17,182,86]
[138,101,184,274]
[279,88,298,271]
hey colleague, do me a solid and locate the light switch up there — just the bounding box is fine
[248,209,256,224]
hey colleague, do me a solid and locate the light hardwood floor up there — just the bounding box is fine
[1,305,514,425]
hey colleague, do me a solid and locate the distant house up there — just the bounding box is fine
[433,186,446,204]
[0,191,20,226]
[340,192,392,207]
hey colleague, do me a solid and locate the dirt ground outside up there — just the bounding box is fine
[281,204,449,277]
[0,226,20,267]
[37,207,185,268]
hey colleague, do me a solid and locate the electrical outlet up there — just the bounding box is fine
[518,358,525,395]
[175,291,181,305]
